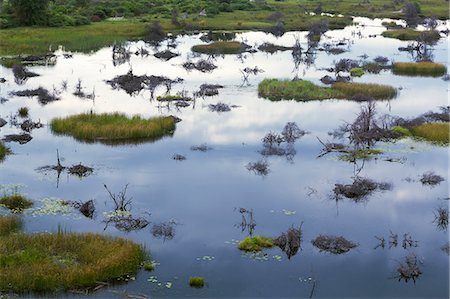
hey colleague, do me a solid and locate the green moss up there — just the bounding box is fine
[0,232,145,292]
[192,41,246,54]
[50,113,176,145]
[392,126,413,136]
[0,215,22,236]
[0,194,33,213]
[392,62,447,77]
[238,236,274,252]
[189,276,205,288]
[350,68,365,77]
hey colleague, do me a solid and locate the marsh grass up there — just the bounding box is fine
[0,194,33,213]
[381,29,440,41]
[332,82,397,100]
[189,276,205,288]
[238,236,274,252]
[258,79,397,101]
[350,68,364,77]
[392,62,447,77]
[192,41,246,54]
[0,215,22,236]
[410,122,449,144]
[50,113,176,145]
[339,148,383,161]
[0,232,145,292]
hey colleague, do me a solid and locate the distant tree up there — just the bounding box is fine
[9,0,50,26]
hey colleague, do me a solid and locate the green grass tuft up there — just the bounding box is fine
[410,122,449,144]
[350,68,365,77]
[392,62,447,77]
[0,194,33,213]
[381,29,440,41]
[189,276,205,288]
[0,232,145,292]
[143,261,155,271]
[192,41,245,54]
[392,126,413,136]
[238,236,273,252]
[50,113,176,145]
[0,142,11,162]
[0,215,22,237]
[332,82,397,100]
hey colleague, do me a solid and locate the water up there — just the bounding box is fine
[0,18,448,298]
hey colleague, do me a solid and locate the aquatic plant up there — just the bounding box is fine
[395,254,422,284]
[18,107,29,118]
[381,29,439,41]
[350,68,364,77]
[0,215,22,236]
[392,62,446,77]
[51,113,176,145]
[311,235,358,254]
[238,236,273,252]
[189,276,205,288]
[143,261,155,271]
[0,232,145,292]
[192,41,250,54]
[332,82,397,100]
[411,123,449,144]
[0,142,11,162]
[0,194,33,213]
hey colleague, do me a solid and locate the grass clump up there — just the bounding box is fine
[50,113,176,145]
[0,232,145,292]
[143,261,155,271]
[392,126,413,136]
[0,143,11,162]
[18,107,29,118]
[238,235,273,252]
[350,68,365,77]
[339,148,383,161]
[189,276,205,288]
[192,41,247,54]
[410,122,449,144]
[381,29,439,41]
[392,62,447,77]
[0,215,22,236]
[0,194,33,213]
[332,82,397,100]
[258,79,344,101]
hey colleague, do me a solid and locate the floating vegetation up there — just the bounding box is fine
[0,194,33,213]
[395,254,422,284]
[338,148,383,162]
[350,68,364,77]
[273,226,302,259]
[246,160,270,176]
[258,42,293,54]
[238,236,273,252]
[2,133,32,144]
[333,177,391,202]
[192,41,250,54]
[0,232,145,292]
[433,207,448,231]
[152,220,178,241]
[12,87,60,105]
[143,261,156,271]
[51,113,176,145]
[0,215,22,236]
[312,235,358,254]
[189,276,205,288]
[30,198,75,217]
[190,144,212,152]
[392,62,446,77]
[194,84,224,97]
[67,163,94,177]
[419,171,444,186]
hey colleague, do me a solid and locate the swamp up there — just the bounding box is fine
[0,1,449,298]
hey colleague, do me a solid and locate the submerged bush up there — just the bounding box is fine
[238,236,273,252]
[50,113,176,145]
[0,194,33,213]
[0,232,145,292]
[392,62,447,77]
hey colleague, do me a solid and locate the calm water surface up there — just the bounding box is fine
[0,17,448,298]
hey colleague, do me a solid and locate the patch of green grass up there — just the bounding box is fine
[258,79,397,101]
[392,62,447,77]
[332,82,397,100]
[410,122,449,144]
[381,29,440,41]
[0,194,33,213]
[0,232,145,292]
[189,276,205,288]
[156,95,185,102]
[50,113,176,145]
[143,261,155,271]
[0,142,11,162]
[350,68,365,77]
[392,126,413,136]
[192,41,246,54]
[339,148,383,161]
[0,215,22,237]
[238,236,273,252]
[258,79,345,101]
